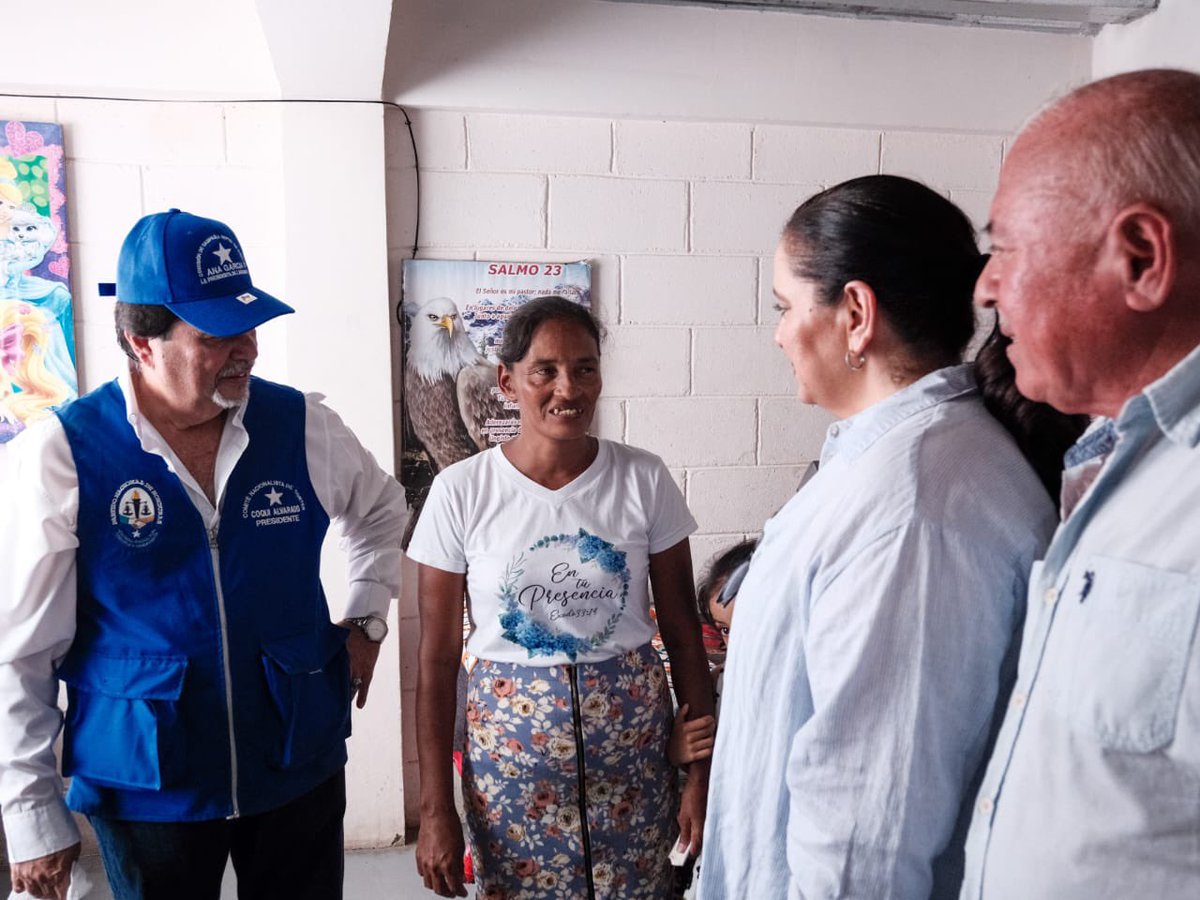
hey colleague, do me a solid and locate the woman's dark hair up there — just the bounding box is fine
[976,322,1090,498]
[497,295,602,367]
[784,175,978,372]
[783,175,1085,498]
[114,301,179,365]
[696,539,757,627]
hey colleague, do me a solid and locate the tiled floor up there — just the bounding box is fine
[2,845,477,899]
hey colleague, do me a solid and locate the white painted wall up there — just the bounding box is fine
[1093,0,1200,78]
[1,1,279,99]
[388,109,1011,573]
[2,0,393,102]
[382,0,1094,578]
[257,0,394,100]
[386,0,1092,130]
[275,100,405,849]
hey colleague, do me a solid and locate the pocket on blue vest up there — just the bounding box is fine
[58,653,188,790]
[261,625,351,770]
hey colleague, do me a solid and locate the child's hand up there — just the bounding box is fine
[667,703,717,766]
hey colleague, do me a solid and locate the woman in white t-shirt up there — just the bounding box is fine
[409,296,714,899]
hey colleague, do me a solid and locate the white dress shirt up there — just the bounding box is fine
[0,369,405,862]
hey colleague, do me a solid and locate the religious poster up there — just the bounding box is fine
[400,258,592,539]
[1,120,77,443]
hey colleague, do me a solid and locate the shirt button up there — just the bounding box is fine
[1043,588,1058,606]
[830,424,840,437]
[978,797,994,816]
[1011,691,1027,711]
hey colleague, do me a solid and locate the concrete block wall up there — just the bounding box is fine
[384,108,1008,828]
[388,108,1008,571]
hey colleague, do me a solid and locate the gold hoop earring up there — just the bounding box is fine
[844,350,866,371]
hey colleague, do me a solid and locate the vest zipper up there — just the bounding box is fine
[208,525,241,819]
[567,664,596,900]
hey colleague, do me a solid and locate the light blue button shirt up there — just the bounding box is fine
[700,365,1056,900]
[961,344,1200,900]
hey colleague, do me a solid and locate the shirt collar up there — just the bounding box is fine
[819,364,978,468]
[116,364,251,519]
[1138,341,1200,448]
[1061,341,1200,470]
[1063,416,1117,468]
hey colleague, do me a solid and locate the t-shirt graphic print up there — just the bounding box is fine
[497,529,631,660]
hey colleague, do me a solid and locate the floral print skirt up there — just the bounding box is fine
[463,644,678,899]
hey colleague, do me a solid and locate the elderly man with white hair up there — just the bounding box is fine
[964,68,1200,899]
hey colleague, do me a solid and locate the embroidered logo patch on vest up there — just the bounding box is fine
[242,480,306,528]
[110,480,164,547]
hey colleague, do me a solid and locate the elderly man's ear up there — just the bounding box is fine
[1106,203,1176,313]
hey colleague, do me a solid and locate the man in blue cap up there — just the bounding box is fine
[0,210,405,899]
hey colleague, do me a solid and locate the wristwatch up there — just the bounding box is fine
[346,615,389,643]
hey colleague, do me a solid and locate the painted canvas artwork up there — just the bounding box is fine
[400,259,591,540]
[0,120,77,443]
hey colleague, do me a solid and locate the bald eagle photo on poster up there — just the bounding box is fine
[400,259,592,538]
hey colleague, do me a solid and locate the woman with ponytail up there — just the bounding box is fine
[699,175,1086,900]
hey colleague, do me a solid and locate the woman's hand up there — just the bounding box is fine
[676,772,708,858]
[415,808,468,897]
[668,703,716,767]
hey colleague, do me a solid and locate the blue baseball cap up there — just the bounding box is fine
[103,209,293,338]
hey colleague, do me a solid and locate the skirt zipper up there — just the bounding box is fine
[568,664,597,900]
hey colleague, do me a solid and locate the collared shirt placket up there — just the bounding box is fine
[967,412,1149,897]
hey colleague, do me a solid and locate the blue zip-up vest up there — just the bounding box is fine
[55,377,349,821]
